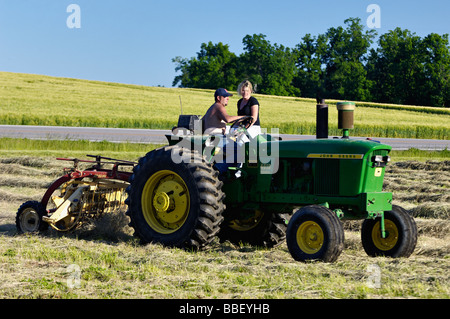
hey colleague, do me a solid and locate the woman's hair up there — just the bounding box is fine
[237,80,253,96]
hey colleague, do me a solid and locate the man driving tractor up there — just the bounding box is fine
[202,88,246,135]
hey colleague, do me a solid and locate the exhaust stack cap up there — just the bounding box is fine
[337,102,355,138]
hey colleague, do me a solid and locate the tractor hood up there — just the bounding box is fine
[270,138,392,159]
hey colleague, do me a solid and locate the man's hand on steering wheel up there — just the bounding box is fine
[228,116,253,141]
[230,116,253,129]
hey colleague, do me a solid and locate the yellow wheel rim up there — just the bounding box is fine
[296,221,324,254]
[372,219,399,251]
[141,170,190,234]
[229,210,264,231]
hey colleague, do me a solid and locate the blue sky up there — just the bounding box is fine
[0,0,449,88]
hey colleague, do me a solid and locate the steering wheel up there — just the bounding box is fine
[230,116,253,130]
[228,116,254,143]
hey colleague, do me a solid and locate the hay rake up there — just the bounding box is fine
[16,155,136,233]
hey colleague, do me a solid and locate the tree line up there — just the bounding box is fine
[172,18,450,107]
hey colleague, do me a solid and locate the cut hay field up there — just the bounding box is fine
[0,72,449,139]
[0,72,448,300]
[0,140,448,299]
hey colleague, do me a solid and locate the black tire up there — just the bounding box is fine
[361,205,417,258]
[126,146,225,250]
[286,205,344,262]
[218,208,289,248]
[16,201,49,234]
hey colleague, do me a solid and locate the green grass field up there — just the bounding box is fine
[0,72,449,300]
[0,137,448,162]
[0,72,449,139]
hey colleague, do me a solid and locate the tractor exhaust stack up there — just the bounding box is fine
[316,99,328,139]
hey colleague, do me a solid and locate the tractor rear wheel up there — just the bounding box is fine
[286,205,344,262]
[218,208,289,247]
[361,205,417,258]
[126,146,225,250]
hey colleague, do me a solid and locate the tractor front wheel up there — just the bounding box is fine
[361,205,417,258]
[286,205,344,262]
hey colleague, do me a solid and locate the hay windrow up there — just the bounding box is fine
[384,161,450,220]
[1,157,448,238]
[0,156,448,298]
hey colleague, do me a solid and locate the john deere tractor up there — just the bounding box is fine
[124,101,417,262]
[16,100,417,262]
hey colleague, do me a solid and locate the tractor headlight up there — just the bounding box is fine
[371,154,390,167]
[371,155,383,162]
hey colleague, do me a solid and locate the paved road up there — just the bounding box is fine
[0,125,448,151]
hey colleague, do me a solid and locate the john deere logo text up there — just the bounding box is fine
[307,154,364,159]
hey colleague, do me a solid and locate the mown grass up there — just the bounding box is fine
[0,229,448,299]
[0,72,449,139]
[0,142,449,299]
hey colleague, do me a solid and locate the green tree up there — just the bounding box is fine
[172,19,449,107]
[293,33,328,100]
[422,33,450,107]
[172,42,239,90]
[324,18,376,101]
[238,34,269,90]
[239,34,300,96]
[367,28,425,105]
[368,29,450,107]
[294,18,376,101]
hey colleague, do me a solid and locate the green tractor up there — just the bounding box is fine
[125,101,417,262]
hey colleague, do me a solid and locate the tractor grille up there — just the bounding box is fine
[314,159,340,195]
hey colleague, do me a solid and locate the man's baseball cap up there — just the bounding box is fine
[214,88,233,98]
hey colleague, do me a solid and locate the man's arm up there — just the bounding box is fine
[216,104,244,123]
